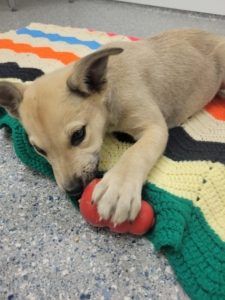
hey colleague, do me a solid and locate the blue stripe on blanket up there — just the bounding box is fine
[16,28,102,50]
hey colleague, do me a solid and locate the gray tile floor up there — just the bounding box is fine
[1,1,225,299]
[1,0,225,36]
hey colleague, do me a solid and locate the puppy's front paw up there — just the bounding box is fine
[92,172,142,224]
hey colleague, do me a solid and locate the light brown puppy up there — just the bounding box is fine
[0,29,225,224]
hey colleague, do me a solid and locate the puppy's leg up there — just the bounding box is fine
[92,117,168,224]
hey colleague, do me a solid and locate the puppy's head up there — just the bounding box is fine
[0,47,123,197]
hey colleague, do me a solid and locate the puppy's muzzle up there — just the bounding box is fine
[65,177,84,198]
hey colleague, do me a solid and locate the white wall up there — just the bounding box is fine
[115,0,225,16]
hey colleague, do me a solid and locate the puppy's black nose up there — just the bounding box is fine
[66,177,84,198]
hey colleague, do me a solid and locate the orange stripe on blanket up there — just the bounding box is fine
[205,96,225,121]
[0,39,79,64]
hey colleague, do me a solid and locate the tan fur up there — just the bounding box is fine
[1,28,225,224]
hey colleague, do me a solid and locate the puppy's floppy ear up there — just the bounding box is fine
[0,82,25,118]
[67,47,123,96]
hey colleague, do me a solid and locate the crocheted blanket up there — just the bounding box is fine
[0,23,224,300]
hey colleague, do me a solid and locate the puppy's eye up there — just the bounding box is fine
[71,126,86,146]
[33,145,47,156]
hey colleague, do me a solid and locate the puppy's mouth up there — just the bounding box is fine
[59,155,100,200]
[68,189,83,199]
[68,168,100,200]
[83,167,100,187]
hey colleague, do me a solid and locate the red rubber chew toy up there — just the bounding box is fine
[80,179,155,235]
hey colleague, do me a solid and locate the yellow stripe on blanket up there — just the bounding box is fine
[0,49,64,72]
[183,110,225,143]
